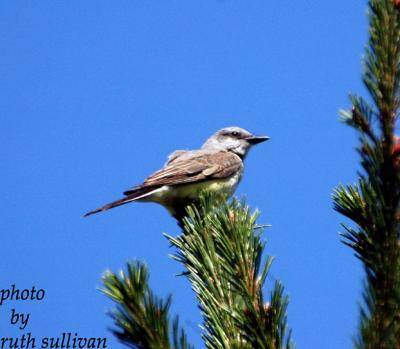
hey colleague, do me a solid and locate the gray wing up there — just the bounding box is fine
[123,150,242,195]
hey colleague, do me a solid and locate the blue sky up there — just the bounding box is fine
[1,1,368,348]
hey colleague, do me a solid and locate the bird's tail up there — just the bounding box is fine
[83,195,139,217]
[84,184,160,217]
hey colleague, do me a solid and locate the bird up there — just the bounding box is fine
[84,126,269,222]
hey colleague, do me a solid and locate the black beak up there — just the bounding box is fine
[246,135,270,144]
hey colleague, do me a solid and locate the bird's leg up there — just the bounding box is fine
[170,198,198,230]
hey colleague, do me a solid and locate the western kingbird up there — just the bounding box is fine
[84,126,269,221]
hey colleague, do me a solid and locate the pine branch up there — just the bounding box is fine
[101,261,194,349]
[333,1,400,348]
[166,193,293,349]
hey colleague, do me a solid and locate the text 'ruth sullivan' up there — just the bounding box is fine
[0,332,107,348]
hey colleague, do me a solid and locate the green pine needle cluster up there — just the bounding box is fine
[333,1,400,348]
[102,261,193,349]
[166,194,292,349]
[102,194,292,349]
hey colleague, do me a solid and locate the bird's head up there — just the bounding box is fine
[202,126,270,158]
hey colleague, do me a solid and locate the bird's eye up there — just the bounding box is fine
[231,131,239,136]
